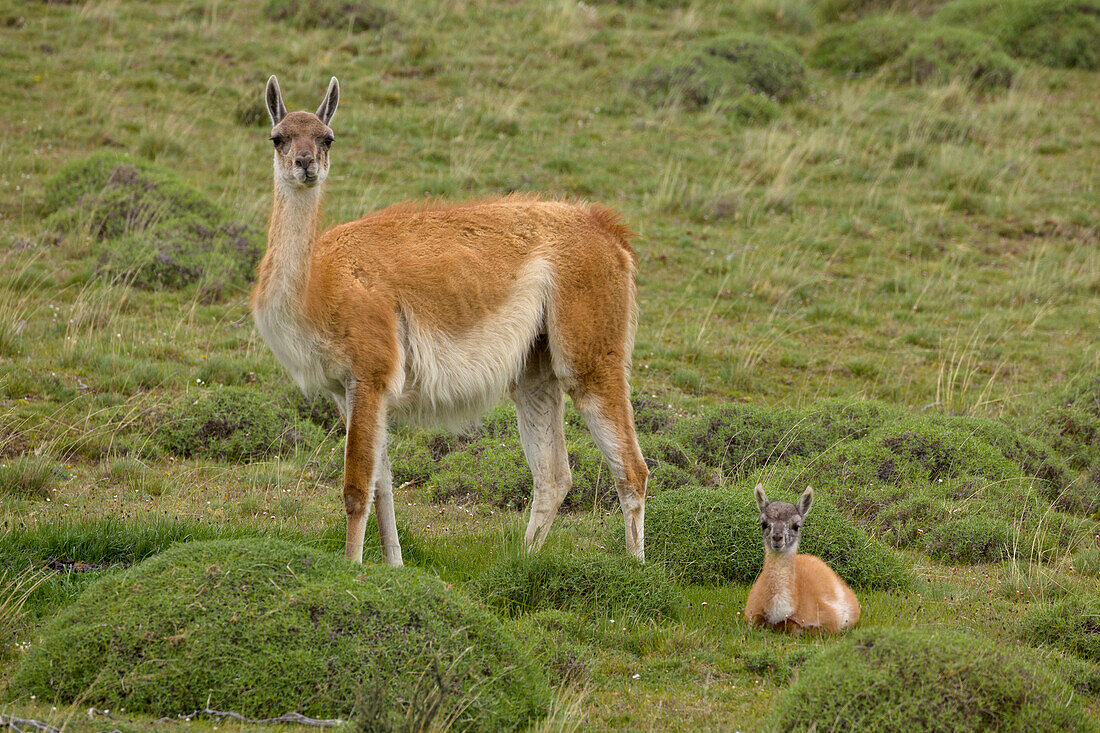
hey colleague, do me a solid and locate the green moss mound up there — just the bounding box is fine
[935,0,1100,70]
[263,0,396,31]
[633,34,807,110]
[8,538,550,728]
[43,153,261,295]
[475,550,682,619]
[152,386,326,461]
[810,15,916,74]
[814,0,941,22]
[1021,594,1100,662]
[771,627,1092,732]
[887,26,1017,90]
[1042,375,1100,471]
[644,485,910,588]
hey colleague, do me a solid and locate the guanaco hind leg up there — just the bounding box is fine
[571,378,648,561]
[373,447,403,566]
[512,341,572,552]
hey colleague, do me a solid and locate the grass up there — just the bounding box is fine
[0,0,1098,729]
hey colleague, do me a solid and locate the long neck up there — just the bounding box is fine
[761,547,798,586]
[255,177,323,308]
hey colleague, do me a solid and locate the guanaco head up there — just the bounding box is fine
[754,484,813,554]
[264,75,339,190]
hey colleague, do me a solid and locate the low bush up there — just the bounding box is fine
[887,26,1017,90]
[809,15,915,75]
[924,513,1014,564]
[1020,594,1100,662]
[42,153,261,295]
[814,0,942,22]
[8,538,550,728]
[633,34,807,110]
[934,0,1100,70]
[771,627,1092,731]
[1041,375,1100,471]
[475,550,681,619]
[430,436,532,508]
[0,455,64,499]
[643,485,910,588]
[263,0,396,32]
[152,386,326,462]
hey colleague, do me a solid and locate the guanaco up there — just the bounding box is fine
[251,76,648,566]
[745,484,860,634]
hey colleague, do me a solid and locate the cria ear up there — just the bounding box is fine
[316,76,339,125]
[266,75,287,127]
[797,486,814,517]
[754,483,768,513]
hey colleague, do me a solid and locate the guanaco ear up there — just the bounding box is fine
[316,76,339,125]
[754,483,768,513]
[797,486,814,517]
[266,75,287,127]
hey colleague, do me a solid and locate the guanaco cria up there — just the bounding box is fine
[745,484,860,634]
[251,76,648,565]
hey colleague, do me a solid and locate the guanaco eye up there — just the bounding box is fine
[791,523,800,531]
[760,521,768,530]
[319,135,334,148]
[270,136,284,148]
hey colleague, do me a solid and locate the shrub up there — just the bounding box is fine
[633,34,807,110]
[475,550,681,619]
[153,386,325,462]
[430,436,532,508]
[887,26,1017,90]
[0,455,64,499]
[934,0,1100,70]
[1021,594,1100,662]
[643,485,910,588]
[771,627,1092,731]
[263,0,396,32]
[42,153,261,294]
[924,513,1014,563]
[809,15,915,75]
[1041,375,1100,471]
[8,538,549,728]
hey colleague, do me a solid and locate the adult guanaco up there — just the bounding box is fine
[745,484,860,634]
[251,76,648,565]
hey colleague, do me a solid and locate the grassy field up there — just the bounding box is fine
[1,0,1099,730]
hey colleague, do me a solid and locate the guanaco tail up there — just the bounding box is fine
[745,484,860,634]
[251,76,649,565]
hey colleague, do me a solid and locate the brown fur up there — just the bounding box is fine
[251,76,648,565]
[744,485,861,635]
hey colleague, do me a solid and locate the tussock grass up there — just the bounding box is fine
[772,627,1093,731]
[887,26,1018,90]
[475,549,682,619]
[9,538,550,728]
[0,455,64,499]
[643,484,911,588]
[810,15,916,75]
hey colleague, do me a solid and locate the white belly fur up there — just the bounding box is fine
[389,257,554,431]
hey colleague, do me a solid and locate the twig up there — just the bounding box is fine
[145,708,343,727]
[1,714,60,733]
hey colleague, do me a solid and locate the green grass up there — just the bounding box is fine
[0,0,1099,729]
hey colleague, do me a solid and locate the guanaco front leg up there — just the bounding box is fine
[343,385,388,564]
[373,448,403,566]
